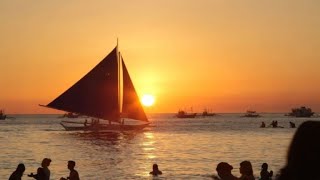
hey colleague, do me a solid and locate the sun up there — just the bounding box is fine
[141,94,155,107]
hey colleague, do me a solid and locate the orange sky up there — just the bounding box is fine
[1,0,320,114]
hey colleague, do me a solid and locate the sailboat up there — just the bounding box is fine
[40,44,150,131]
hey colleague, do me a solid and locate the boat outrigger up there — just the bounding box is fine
[41,43,150,131]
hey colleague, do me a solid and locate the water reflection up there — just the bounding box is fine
[143,132,156,159]
[66,131,143,146]
[0,114,302,179]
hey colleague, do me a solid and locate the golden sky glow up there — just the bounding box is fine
[0,0,320,114]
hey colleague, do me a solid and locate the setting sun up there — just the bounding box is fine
[141,94,155,107]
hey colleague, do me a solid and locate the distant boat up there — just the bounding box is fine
[40,44,150,131]
[285,106,315,117]
[59,112,81,118]
[202,109,216,117]
[176,110,197,118]
[241,110,261,117]
[0,109,6,120]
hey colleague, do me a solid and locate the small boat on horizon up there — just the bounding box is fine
[202,109,216,117]
[241,110,261,118]
[40,43,150,131]
[285,106,315,117]
[59,112,81,118]
[176,110,197,118]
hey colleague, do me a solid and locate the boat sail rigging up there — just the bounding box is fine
[41,45,149,130]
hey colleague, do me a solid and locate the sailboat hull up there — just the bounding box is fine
[60,122,150,131]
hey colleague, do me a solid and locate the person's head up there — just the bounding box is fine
[216,162,233,178]
[152,164,159,171]
[16,163,25,174]
[261,163,268,170]
[41,158,52,168]
[68,160,76,170]
[240,161,253,176]
[279,121,320,180]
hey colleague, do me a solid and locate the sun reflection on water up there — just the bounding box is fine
[143,132,157,160]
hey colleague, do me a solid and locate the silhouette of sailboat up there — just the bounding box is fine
[41,43,150,131]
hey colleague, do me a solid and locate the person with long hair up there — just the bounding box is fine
[239,161,255,180]
[278,121,320,180]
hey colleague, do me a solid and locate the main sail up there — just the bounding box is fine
[121,57,148,122]
[46,47,120,121]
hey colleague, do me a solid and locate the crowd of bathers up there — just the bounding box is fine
[260,121,296,128]
[212,161,272,180]
[8,121,320,180]
[9,158,79,180]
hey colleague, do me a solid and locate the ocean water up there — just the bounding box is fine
[0,113,318,180]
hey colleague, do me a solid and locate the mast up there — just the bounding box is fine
[117,38,121,121]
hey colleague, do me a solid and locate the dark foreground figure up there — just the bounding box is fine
[60,160,80,180]
[9,163,25,180]
[150,164,162,176]
[260,163,273,180]
[239,161,255,180]
[278,121,320,180]
[215,162,237,180]
[28,158,51,180]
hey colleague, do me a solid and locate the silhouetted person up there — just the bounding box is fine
[60,160,80,180]
[149,164,162,176]
[260,122,266,128]
[84,119,88,127]
[260,163,273,180]
[289,121,296,128]
[215,162,237,180]
[9,163,25,180]
[278,121,320,180]
[271,121,278,128]
[239,161,255,180]
[28,158,51,180]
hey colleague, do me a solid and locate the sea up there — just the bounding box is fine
[0,113,318,180]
